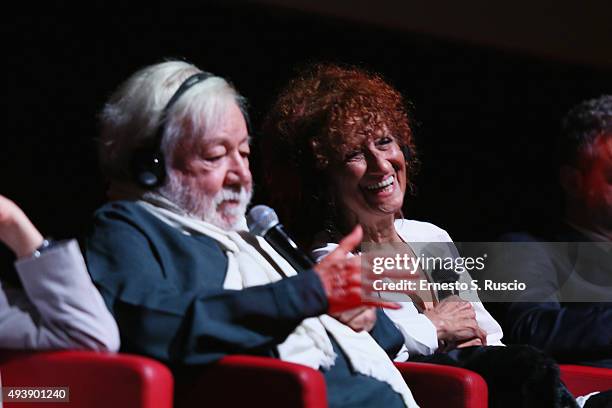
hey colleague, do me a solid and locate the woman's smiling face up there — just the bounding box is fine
[330,130,407,224]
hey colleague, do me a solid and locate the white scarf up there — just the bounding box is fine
[139,195,418,408]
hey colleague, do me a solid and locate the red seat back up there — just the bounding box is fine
[0,350,173,408]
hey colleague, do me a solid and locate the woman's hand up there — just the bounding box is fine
[423,295,487,350]
[0,195,43,258]
[314,226,400,314]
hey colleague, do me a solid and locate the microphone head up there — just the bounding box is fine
[247,205,279,236]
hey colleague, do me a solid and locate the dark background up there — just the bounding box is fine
[2,3,612,245]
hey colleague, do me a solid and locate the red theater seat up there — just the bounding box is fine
[560,364,612,397]
[396,362,488,408]
[6,351,609,408]
[175,355,327,408]
[175,355,487,408]
[0,350,173,408]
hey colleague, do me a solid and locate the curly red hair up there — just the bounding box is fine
[260,63,418,247]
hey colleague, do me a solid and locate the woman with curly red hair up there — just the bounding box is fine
[261,64,581,407]
[260,64,418,249]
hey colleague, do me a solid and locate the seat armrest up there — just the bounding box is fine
[395,361,488,408]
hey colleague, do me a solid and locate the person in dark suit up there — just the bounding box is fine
[85,60,420,408]
[501,95,612,368]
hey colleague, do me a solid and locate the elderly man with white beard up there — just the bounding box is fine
[85,60,419,408]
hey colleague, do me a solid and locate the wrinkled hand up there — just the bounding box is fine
[456,337,484,348]
[332,306,377,332]
[423,295,487,350]
[0,195,43,258]
[314,226,400,314]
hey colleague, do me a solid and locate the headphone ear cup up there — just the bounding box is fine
[131,148,166,188]
[127,72,217,190]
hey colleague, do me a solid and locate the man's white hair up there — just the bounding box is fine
[98,60,251,229]
[98,60,247,182]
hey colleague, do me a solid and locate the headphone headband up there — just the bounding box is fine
[162,72,214,116]
[152,71,214,149]
[132,70,252,189]
[132,71,213,188]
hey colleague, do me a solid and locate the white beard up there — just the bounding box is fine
[160,172,252,231]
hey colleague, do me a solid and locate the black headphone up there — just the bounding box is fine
[131,72,253,189]
[131,72,214,188]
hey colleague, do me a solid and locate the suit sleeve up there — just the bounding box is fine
[503,242,612,357]
[85,214,328,365]
[383,303,439,357]
[0,240,120,351]
[368,308,405,359]
[506,302,612,357]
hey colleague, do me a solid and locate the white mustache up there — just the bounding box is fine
[212,187,251,207]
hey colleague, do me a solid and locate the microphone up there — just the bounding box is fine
[422,242,462,301]
[246,205,314,273]
[431,268,459,300]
